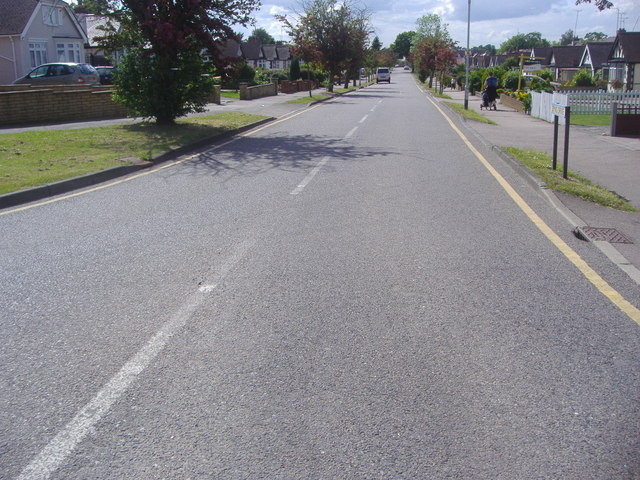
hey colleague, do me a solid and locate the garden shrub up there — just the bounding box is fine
[571,69,596,87]
[502,70,521,91]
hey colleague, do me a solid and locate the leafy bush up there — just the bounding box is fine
[528,76,554,93]
[571,69,596,87]
[113,48,214,124]
[237,62,256,84]
[469,69,484,94]
[255,68,289,85]
[502,70,521,91]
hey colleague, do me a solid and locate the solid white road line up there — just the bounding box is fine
[17,240,253,480]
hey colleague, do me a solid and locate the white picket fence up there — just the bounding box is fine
[531,92,569,124]
[568,90,640,114]
[532,90,640,122]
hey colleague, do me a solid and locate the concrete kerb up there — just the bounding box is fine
[0,117,274,210]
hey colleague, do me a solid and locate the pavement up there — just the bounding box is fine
[2,82,640,285]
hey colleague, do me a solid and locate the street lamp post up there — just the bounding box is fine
[464,0,471,110]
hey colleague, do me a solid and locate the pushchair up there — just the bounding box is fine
[480,89,497,110]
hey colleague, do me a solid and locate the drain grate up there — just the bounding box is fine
[576,227,634,244]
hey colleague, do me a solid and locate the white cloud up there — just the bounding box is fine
[241,0,638,48]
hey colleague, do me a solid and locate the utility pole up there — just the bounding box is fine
[464,0,470,110]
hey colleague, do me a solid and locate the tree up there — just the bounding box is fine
[584,31,608,42]
[277,0,371,92]
[73,0,111,14]
[371,36,382,51]
[471,44,496,54]
[100,0,259,124]
[411,14,454,88]
[575,0,613,10]
[391,31,415,59]
[558,29,579,45]
[248,27,276,45]
[289,58,301,81]
[498,32,550,53]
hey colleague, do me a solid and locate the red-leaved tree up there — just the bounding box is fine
[102,0,259,124]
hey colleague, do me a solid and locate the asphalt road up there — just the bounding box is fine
[1,71,639,479]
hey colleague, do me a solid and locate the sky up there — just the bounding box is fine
[242,0,640,50]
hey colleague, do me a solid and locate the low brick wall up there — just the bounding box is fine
[499,93,525,113]
[0,85,128,126]
[239,82,277,100]
[280,79,317,94]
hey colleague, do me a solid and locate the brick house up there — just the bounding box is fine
[0,0,89,84]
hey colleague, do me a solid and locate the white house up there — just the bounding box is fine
[0,0,89,84]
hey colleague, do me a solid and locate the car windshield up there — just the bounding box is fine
[378,68,389,73]
[80,65,97,74]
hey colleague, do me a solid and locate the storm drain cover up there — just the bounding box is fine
[576,227,634,244]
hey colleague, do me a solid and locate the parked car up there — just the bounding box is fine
[13,63,100,86]
[375,67,391,83]
[94,66,115,85]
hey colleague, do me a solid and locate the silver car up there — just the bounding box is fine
[13,63,100,86]
[375,67,391,83]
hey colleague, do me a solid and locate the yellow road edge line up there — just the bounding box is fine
[0,105,327,216]
[425,94,640,326]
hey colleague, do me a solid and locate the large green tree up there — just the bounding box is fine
[584,31,608,41]
[391,31,415,59]
[248,27,275,44]
[73,0,111,14]
[498,32,550,53]
[101,0,259,124]
[412,14,454,88]
[277,0,371,92]
[557,29,578,45]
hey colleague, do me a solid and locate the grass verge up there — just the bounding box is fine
[430,88,452,99]
[0,112,268,195]
[570,113,611,126]
[503,147,637,212]
[444,101,497,125]
[286,93,332,104]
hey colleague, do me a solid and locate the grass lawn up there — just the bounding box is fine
[444,101,497,125]
[0,112,268,195]
[570,113,611,126]
[503,147,637,212]
[220,90,240,99]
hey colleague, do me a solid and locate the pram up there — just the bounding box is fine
[480,88,497,110]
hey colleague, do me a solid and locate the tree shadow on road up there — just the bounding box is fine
[158,132,395,183]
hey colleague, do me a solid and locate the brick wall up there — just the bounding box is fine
[239,82,277,100]
[0,85,129,126]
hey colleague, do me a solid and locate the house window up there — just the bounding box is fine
[57,43,81,62]
[257,59,268,69]
[29,42,48,67]
[43,7,63,26]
